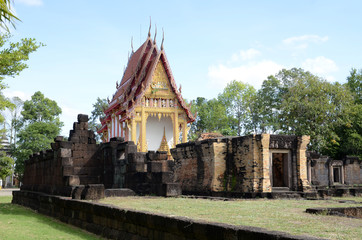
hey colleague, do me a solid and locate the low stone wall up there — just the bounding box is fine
[12,190,323,240]
[306,207,362,218]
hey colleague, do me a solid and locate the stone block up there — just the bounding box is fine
[110,137,125,142]
[81,184,105,200]
[72,185,85,199]
[63,175,80,186]
[79,121,88,130]
[51,142,59,151]
[128,163,146,172]
[125,144,137,155]
[62,166,74,176]
[167,160,175,171]
[104,189,136,197]
[54,136,64,142]
[59,141,72,149]
[147,162,163,173]
[128,152,146,164]
[156,183,182,196]
[77,114,89,123]
[149,172,174,184]
[59,148,72,158]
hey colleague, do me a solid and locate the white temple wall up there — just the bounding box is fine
[146,116,173,151]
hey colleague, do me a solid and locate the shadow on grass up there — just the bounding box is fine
[0,196,101,240]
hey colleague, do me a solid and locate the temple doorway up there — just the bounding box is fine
[270,150,291,188]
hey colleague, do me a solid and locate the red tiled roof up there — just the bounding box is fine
[99,36,195,134]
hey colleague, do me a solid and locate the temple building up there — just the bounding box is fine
[98,30,195,156]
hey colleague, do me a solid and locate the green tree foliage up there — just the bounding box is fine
[13,91,63,179]
[218,80,256,135]
[324,68,362,159]
[280,69,353,152]
[347,68,362,104]
[0,150,13,184]
[0,0,20,31]
[89,97,108,142]
[189,97,229,139]
[7,96,23,146]
[0,34,43,124]
[253,75,283,133]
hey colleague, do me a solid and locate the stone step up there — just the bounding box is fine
[272,187,290,192]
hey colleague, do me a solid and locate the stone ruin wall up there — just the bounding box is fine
[21,114,102,196]
[308,153,362,186]
[344,157,362,185]
[172,134,312,195]
[171,139,223,194]
[21,114,181,198]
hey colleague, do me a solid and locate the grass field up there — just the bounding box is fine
[1,195,361,240]
[0,196,102,240]
[101,196,362,240]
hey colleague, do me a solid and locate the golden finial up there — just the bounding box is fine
[154,25,157,44]
[161,28,164,50]
[158,127,171,158]
[148,17,151,37]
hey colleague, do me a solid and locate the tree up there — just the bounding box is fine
[0,0,20,31]
[273,68,354,153]
[89,97,108,142]
[218,80,257,135]
[13,91,63,179]
[347,68,362,104]
[0,150,13,185]
[7,96,23,146]
[0,34,43,124]
[253,75,283,133]
[324,69,362,159]
[188,97,230,139]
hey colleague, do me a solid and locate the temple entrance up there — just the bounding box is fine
[270,150,291,188]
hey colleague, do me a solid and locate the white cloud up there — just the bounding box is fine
[283,35,328,49]
[3,89,31,101]
[15,0,43,6]
[231,48,261,62]
[208,60,284,89]
[301,56,338,80]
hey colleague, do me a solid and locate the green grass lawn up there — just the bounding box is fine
[101,196,362,240]
[0,196,102,240]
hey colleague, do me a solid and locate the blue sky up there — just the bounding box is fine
[3,0,362,135]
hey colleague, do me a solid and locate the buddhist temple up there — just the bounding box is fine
[98,29,195,157]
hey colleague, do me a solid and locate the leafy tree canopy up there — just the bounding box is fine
[13,91,63,179]
[89,97,108,142]
[0,150,14,182]
[0,34,43,123]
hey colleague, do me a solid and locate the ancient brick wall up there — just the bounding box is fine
[308,154,362,187]
[344,156,362,185]
[172,139,227,194]
[308,153,330,186]
[21,114,102,196]
[173,134,313,195]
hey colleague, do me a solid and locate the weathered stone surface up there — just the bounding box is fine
[81,184,105,200]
